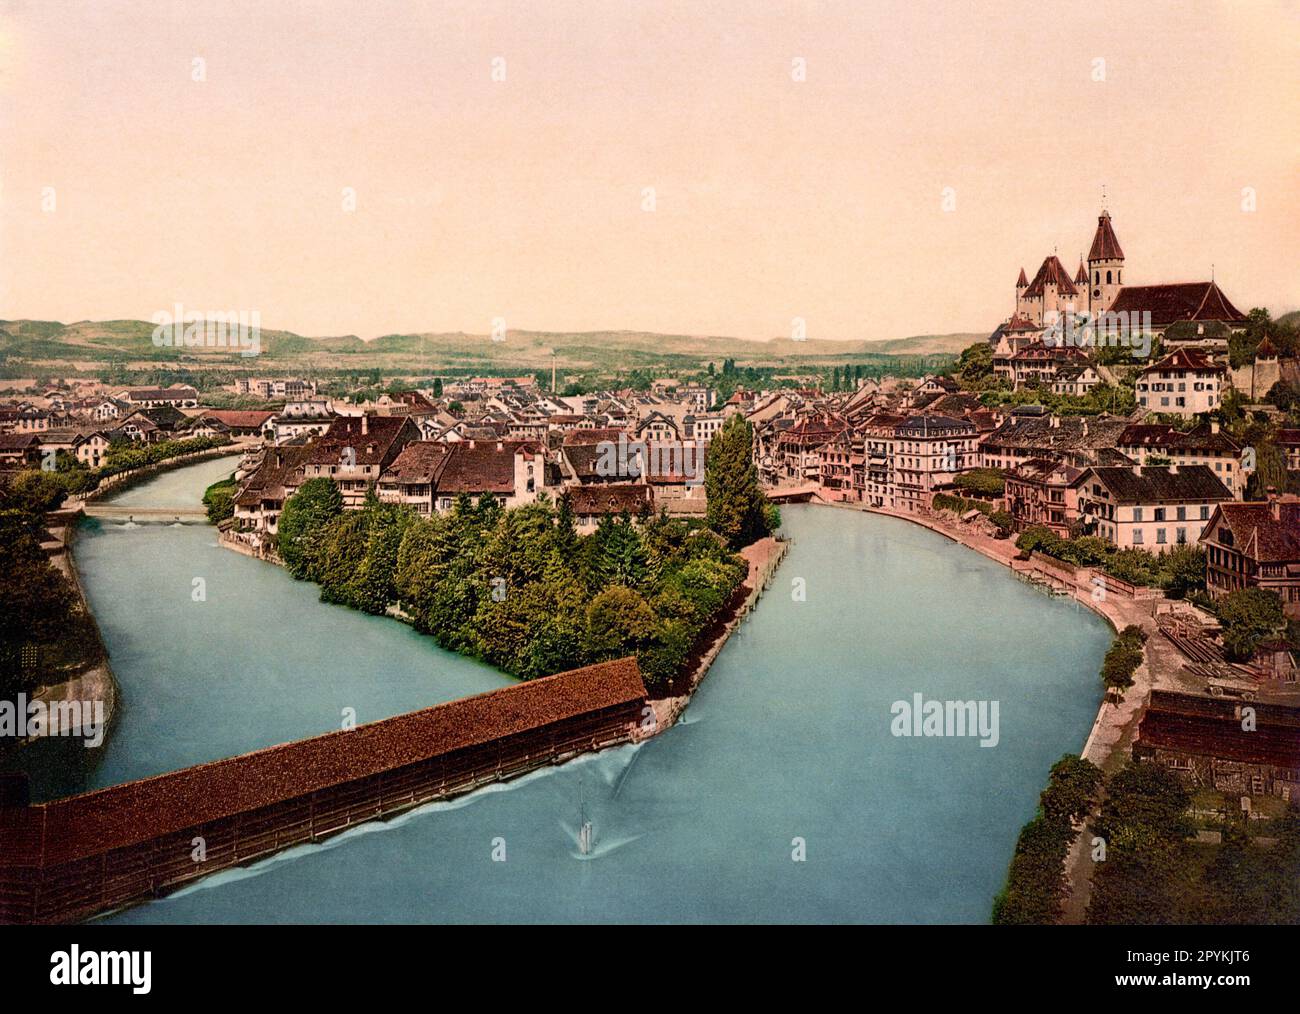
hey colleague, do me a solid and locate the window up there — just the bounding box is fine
[1177,506,1186,521]
[1154,508,1166,522]
[1156,528,1167,544]
[1200,506,1209,520]
[1106,270,1112,284]
[1177,528,1187,545]
[1133,507,1143,522]
[1133,529,1143,545]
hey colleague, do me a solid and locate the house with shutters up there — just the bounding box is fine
[1136,348,1227,417]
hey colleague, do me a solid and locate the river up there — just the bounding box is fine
[49,457,1113,922]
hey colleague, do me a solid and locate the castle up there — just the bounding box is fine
[1008,209,1246,336]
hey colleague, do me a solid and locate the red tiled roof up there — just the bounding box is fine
[564,427,628,445]
[1004,314,1040,332]
[1141,348,1226,375]
[306,415,415,467]
[567,483,652,515]
[1207,501,1300,563]
[201,409,275,429]
[1023,255,1078,298]
[1016,267,1028,287]
[1108,282,1246,326]
[1087,211,1124,262]
[436,443,519,494]
[381,441,454,483]
[21,658,648,863]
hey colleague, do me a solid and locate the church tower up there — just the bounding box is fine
[1086,210,1125,315]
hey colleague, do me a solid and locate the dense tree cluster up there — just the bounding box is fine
[1215,588,1285,662]
[1089,762,1300,925]
[0,483,95,699]
[1015,526,1206,596]
[276,485,748,690]
[997,751,1300,925]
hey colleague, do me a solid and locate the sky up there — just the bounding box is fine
[1,0,1297,342]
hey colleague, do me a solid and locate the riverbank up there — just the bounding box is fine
[77,442,245,506]
[13,519,120,754]
[642,536,788,737]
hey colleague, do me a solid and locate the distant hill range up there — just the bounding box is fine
[0,318,982,372]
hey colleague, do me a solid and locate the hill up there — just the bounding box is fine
[0,318,981,375]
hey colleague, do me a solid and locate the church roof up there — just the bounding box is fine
[1074,260,1088,284]
[1016,267,1028,287]
[1108,281,1246,326]
[1087,211,1124,261]
[1023,255,1078,298]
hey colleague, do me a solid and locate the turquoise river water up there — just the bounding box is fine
[37,456,1113,922]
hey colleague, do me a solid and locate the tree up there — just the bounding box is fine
[1040,754,1103,824]
[203,477,237,524]
[277,478,343,578]
[1088,761,1193,925]
[583,585,655,661]
[705,414,773,549]
[1217,588,1285,661]
[952,467,1005,498]
[954,341,993,383]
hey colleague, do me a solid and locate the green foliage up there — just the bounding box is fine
[933,493,992,516]
[1088,762,1194,925]
[992,753,1103,925]
[99,435,229,477]
[705,414,774,549]
[277,478,344,578]
[1087,760,1300,924]
[203,477,237,524]
[951,467,1005,498]
[1100,625,1147,696]
[336,495,747,690]
[0,499,81,696]
[1217,588,1285,662]
[953,341,993,383]
[1016,526,1205,594]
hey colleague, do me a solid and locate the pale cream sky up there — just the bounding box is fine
[1,0,1296,342]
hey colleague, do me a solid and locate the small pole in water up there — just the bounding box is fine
[577,768,592,855]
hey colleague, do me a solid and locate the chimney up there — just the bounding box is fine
[1168,464,1178,474]
[1210,419,1220,434]
[361,415,369,436]
[1049,415,1061,429]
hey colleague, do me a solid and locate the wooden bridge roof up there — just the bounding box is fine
[6,658,647,864]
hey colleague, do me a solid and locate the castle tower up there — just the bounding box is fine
[1015,267,1027,316]
[1086,210,1125,315]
